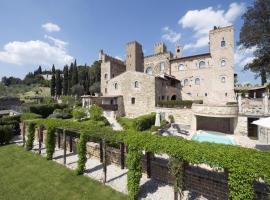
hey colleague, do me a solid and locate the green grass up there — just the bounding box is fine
[0,145,127,200]
[116,117,135,130]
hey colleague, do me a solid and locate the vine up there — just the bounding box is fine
[26,122,35,150]
[76,132,88,175]
[127,146,143,200]
[168,157,184,200]
[45,126,56,160]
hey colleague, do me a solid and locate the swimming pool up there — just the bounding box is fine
[192,130,236,145]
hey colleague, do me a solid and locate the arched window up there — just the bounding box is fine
[221,76,226,83]
[171,95,177,100]
[160,62,165,71]
[114,83,118,89]
[221,40,226,47]
[199,61,206,68]
[178,64,184,71]
[145,67,152,75]
[195,78,200,85]
[183,79,189,86]
[134,81,139,88]
[221,59,226,67]
[104,73,108,79]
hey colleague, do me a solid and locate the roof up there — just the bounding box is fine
[156,73,180,82]
[0,110,21,115]
[170,53,211,62]
[235,84,270,91]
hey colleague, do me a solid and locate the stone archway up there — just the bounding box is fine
[171,95,176,100]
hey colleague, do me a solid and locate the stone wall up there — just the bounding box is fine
[192,104,238,118]
[234,116,248,136]
[155,107,193,126]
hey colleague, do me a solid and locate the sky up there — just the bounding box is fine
[0,0,259,84]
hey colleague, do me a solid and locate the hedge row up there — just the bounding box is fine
[156,100,203,108]
[27,118,270,200]
[0,125,13,145]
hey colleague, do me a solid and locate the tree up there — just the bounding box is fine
[68,63,73,95]
[72,60,78,86]
[71,84,84,97]
[239,0,270,85]
[55,70,62,96]
[50,65,56,97]
[63,65,69,95]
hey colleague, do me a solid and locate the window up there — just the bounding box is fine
[205,93,208,97]
[114,83,118,89]
[195,78,200,85]
[134,81,139,88]
[145,67,152,75]
[225,92,228,97]
[199,61,206,68]
[221,39,226,47]
[221,59,226,67]
[131,97,135,104]
[105,88,107,94]
[183,79,189,86]
[178,64,184,71]
[104,73,108,79]
[160,62,165,71]
[162,96,165,100]
[221,76,226,83]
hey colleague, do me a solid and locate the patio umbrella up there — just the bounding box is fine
[252,117,270,129]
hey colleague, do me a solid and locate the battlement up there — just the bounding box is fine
[210,25,234,34]
[126,41,142,47]
[154,42,167,54]
[99,50,125,66]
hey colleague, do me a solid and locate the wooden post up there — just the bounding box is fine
[63,129,67,165]
[99,140,103,163]
[174,190,178,200]
[102,139,107,184]
[69,135,72,153]
[38,126,42,155]
[146,152,152,178]
[22,122,26,147]
[120,143,125,169]
[57,131,61,149]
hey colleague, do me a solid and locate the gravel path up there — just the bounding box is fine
[12,136,205,200]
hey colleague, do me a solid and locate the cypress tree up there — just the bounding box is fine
[68,63,74,95]
[55,70,62,96]
[50,65,56,97]
[63,65,69,95]
[72,59,79,85]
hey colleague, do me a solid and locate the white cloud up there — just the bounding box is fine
[179,2,245,50]
[162,26,181,43]
[42,22,61,32]
[44,35,68,49]
[0,40,73,67]
[234,45,256,68]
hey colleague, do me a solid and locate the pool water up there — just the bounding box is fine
[192,130,236,145]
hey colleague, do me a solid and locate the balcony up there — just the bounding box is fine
[98,104,118,111]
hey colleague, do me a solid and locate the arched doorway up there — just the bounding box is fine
[171,95,176,100]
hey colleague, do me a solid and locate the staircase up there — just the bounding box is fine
[103,111,123,131]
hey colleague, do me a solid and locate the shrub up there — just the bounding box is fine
[20,112,42,121]
[134,113,156,131]
[48,108,72,119]
[72,107,87,120]
[29,104,68,118]
[117,117,135,130]
[76,133,88,175]
[26,122,35,150]
[89,105,103,121]
[168,115,175,123]
[0,125,13,145]
[0,116,20,135]
[45,126,56,160]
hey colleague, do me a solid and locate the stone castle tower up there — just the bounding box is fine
[125,41,144,72]
[154,42,167,54]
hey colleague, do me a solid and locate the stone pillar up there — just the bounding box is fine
[264,93,269,115]
[253,92,256,99]
[82,98,85,107]
[237,93,242,113]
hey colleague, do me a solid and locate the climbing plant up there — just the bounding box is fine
[76,132,88,175]
[45,126,56,160]
[26,122,35,150]
[127,146,143,200]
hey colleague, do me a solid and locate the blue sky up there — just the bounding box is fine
[0,0,258,84]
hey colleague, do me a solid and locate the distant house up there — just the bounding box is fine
[41,74,52,81]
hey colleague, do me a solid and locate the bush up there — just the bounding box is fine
[0,116,20,135]
[48,108,72,119]
[89,105,103,121]
[134,113,156,131]
[20,112,42,121]
[168,115,175,123]
[72,107,87,120]
[0,125,13,145]
[117,117,135,130]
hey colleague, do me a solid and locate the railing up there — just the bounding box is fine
[98,104,118,111]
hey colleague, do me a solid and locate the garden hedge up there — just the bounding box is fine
[26,118,270,200]
[29,103,68,118]
[0,125,13,145]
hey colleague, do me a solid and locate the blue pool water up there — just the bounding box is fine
[192,130,236,145]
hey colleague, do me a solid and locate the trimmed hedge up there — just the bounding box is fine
[28,118,270,200]
[0,125,13,145]
[0,115,20,135]
[20,113,42,121]
[29,104,68,118]
[157,100,203,108]
[26,122,35,150]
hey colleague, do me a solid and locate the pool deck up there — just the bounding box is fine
[162,126,262,149]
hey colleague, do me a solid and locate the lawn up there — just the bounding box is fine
[0,145,127,200]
